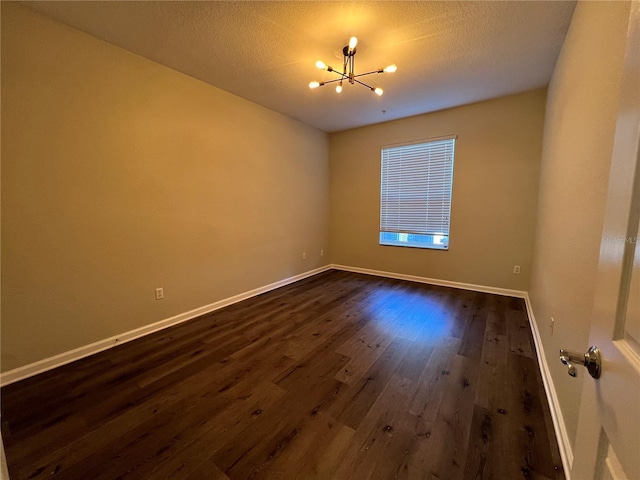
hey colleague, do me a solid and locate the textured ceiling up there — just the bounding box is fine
[22,1,576,133]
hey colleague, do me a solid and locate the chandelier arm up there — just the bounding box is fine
[354,78,374,90]
[354,69,384,78]
[327,70,348,81]
[320,78,346,85]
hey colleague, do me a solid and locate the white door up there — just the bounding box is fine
[571,3,640,479]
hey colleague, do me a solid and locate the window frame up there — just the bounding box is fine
[379,135,456,250]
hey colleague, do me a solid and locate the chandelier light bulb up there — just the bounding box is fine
[348,36,358,52]
[336,84,343,93]
[315,60,327,70]
[309,81,320,89]
[383,64,397,73]
[374,87,384,96]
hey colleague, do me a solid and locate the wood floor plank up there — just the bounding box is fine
[334,320,400,385]
[462,404,499,480]
[329,336,413,429]
[183,458,230,480]
[255,410,347,479]
[294,422,356,479]
[474,311,510,411]
[331,373,421,480]
[211,381,346,479]
[3,339,247,469]
[279,277,388,361]
[414,352,479,480]
[458,309,488,360]
[506,305,535,358]
[100,381,287,480]
[407,335,461,421]
[503,353,560,479]
[1,270,564,480]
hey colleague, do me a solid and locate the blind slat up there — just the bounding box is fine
[380,138,455,236]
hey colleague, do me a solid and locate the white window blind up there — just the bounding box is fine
[380,137,455,249]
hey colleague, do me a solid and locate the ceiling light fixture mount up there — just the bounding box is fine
[309,37,396,96]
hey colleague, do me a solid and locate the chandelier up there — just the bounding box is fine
[309,37,397,96]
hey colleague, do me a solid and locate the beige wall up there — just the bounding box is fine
[329,90,545,291]
[1,3,330,371]
[529,0,630,454]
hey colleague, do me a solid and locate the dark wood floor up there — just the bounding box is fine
[2,270,564,480]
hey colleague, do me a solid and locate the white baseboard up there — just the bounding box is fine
[0,265,332,387]
[331,264,527,298]
[523,293,573,479]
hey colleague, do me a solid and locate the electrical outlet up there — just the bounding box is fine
[302,252,307,260]
[155,287,164,300]
[550,317,555,336]
[320,249,324,257]
[513,265,521,274]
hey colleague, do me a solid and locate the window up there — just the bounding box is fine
[380,136,456,250]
